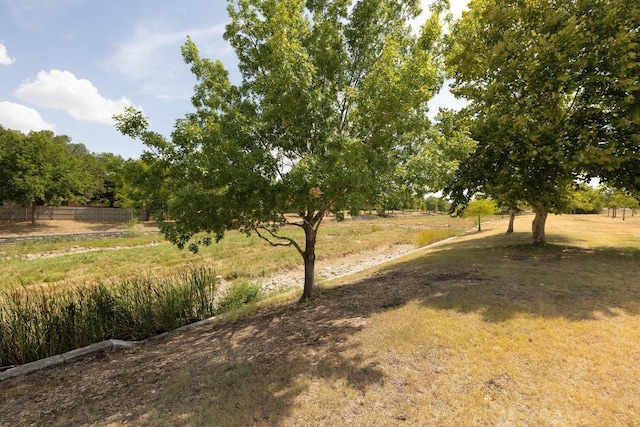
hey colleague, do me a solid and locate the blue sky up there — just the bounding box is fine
[0,0,467,160]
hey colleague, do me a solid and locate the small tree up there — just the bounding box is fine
[116,0,447,301]
[463,199,497,232]
[424,196,439,213]
[610,190,639,221]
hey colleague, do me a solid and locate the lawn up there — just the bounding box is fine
[0,213,470,289]
[0,213,639,426]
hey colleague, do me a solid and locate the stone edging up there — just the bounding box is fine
[0,310,242,382]
[0,340,138,381]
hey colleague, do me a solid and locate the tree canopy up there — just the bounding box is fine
[116,0,448,300]
[444,0,639,244]
[463,198,497,232]
[0,126,95,223]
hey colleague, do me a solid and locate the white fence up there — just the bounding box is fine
[0,206,138,222]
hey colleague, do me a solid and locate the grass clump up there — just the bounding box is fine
[216,281,261,314]
[416,228,460,247]
[0,267,216,368]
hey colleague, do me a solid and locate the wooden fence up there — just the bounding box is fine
[0,206,138,222]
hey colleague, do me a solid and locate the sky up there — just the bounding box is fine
[0,0,468,160]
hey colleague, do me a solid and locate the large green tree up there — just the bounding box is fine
[120,155,171,220]
[570,0,640,194]
[445,0,639,245]
[90,153,129,208]
[0,127,92,224]
[116,0,447,300]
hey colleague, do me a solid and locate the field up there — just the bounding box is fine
[0,214,467,290]
[1,213,639,426]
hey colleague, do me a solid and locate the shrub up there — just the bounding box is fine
[216,282,261,314]
[416,228,458,247]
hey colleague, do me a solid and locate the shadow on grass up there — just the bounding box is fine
[135,286,394,425]
[0,221,50,237]
[375,230,640,323]
[2,229,639,425]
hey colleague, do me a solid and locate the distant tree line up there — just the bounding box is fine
[0,126,156,223]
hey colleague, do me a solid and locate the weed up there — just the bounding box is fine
[0,267,216,367]
[125,218,138,230]
[225,270,239,280]
[216,282,261,314]
[416,228,458,247]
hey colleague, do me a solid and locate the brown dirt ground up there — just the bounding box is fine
[0,269,434,427]
[0,220,157,238]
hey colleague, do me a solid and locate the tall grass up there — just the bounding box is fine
[0,267,216,368]
[415,228,460,247]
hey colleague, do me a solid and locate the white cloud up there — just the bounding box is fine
[13,69,132,124]
[105,22,229,97]
[0,101,55,132]
[0,43,15,65]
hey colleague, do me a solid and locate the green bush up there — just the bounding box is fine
[0,267,216,368]
[416,228,458,247]
[216,282,261,314]
[126,218,138,230]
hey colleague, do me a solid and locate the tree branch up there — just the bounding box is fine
[312,209,326,231]
[253,224,304,257]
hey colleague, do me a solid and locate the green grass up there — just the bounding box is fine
[215,281,262,314]
[1,214,640,426]
[0,267,216,367]
[0,214,474,289]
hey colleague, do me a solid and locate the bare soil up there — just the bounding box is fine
[0,261,440,427]
[0,220,157,238]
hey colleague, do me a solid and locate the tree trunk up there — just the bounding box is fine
[506,210,516,233]
[31,202,37,225]
[531,203,547,245]
[300,222,317,302]
[477,214,481,232]
[622,207,626,221]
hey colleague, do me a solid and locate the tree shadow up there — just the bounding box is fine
[374,231,640,323]
[0,220,49,237]
[2,229,639,425]
[138,298,388,425]
[0,283,391,425]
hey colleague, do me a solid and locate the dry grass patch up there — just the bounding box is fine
[0,214,639,426]
[0,213,470,289]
